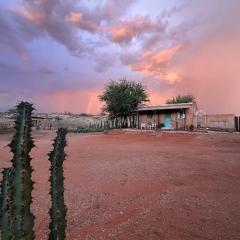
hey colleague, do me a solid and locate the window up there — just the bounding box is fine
[147,113,153,119]
[177,112,186,119]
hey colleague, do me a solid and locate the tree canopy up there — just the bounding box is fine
[99,79,148,124]
[166,94,195,104]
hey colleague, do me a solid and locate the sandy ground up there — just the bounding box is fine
[0,131,240,240]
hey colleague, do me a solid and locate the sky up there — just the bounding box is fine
[0,0,239,114]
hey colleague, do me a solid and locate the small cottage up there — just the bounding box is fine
[136,102,197,130]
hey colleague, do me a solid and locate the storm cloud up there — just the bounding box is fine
[0,0,239,114]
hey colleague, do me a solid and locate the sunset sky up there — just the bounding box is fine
[0,0,239,114]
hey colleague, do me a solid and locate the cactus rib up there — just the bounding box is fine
[9,102,35,240]
[0,168,14,240]
[48,128,67,240]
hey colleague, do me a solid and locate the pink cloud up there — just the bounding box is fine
[42,89,103,114]
[107,15,165,44]
[172,33,240,114]
[9,5,44,25]
[2,0,240,116]
[65,11,97,32]
[65,12,83,24]
[126,45,182,83]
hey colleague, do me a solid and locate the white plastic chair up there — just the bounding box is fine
[152,123,156,129]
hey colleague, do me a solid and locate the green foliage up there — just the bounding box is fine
[7,107,17,115]
[189,124,194,131]
[70,125,105,133]
[48,128,67,240]
[99,79,148,127]
[70,119,118,133]
[157,123,165,129]
[166,94,195,104]
[0,168,14,240]
[71,127,104,133]
[9,102,35,240]
[79,113,93,117]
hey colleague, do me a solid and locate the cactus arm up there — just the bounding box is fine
[9,102,35,240]
[48,128,67,240]
[0,168,14,240]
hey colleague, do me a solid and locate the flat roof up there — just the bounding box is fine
[136,102,193,112]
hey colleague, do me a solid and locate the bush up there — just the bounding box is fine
[70,126,105,133]
[189,124,194,131]
[157,123,165,129]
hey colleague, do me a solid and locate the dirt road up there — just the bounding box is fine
[0,131,240,239]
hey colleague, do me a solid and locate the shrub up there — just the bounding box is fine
[157,123,165,129]
[189,124,194,131]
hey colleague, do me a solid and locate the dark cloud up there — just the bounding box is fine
[1,0,239,114]
[9,0,85,54]
[0,62,54,75]
[38,66,55,75]
[6,0,137,56]
[93,52,119,72]
[0,12,30,57]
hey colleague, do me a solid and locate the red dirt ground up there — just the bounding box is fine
[0,131,240,240]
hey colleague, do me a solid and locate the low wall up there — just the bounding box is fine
[0,118,15,130]
[204,114,235,130]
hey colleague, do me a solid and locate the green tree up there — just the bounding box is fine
[166,94,195,104]
[99,79,148,127]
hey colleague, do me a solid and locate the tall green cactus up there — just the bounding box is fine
[9,102,35,240]
[0,168,14,240]
[48,128,68,240]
